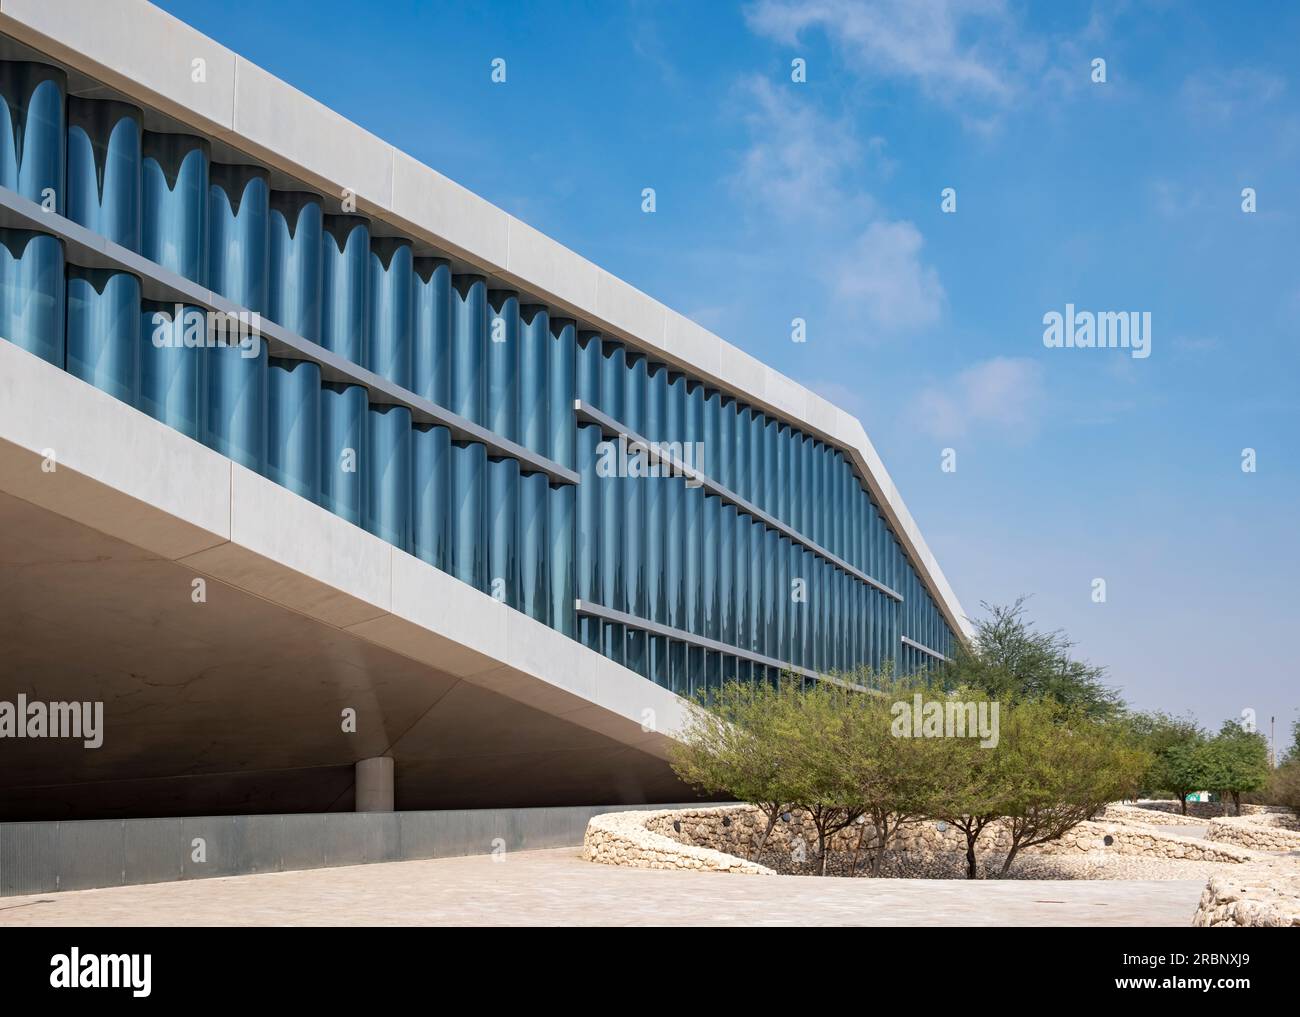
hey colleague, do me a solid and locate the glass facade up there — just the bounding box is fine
[0,59,957,693]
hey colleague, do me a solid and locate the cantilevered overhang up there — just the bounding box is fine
[0,0,973,644]
[0,341,692,820]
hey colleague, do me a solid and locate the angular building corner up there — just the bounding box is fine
[0,0,968,822]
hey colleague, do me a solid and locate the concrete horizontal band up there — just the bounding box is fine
[0,804,691,896]
[0,0,971,644]
[0,339,689,778]
[0,186,580,486]
[575,401,903,601]
[901,636,952,664]
[575,598,820,681]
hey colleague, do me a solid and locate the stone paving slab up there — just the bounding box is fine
[0,848,1205,926]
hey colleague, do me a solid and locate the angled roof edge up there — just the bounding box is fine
[0,0,974,642]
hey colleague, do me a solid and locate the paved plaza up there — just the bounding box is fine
[0,848,1205,926]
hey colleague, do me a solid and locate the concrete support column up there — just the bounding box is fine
[355,756,394,812]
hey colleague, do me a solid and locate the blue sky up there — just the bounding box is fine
[156,0,1299,743]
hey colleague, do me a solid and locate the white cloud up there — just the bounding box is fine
[732,74,877,224]
[1181,67,1286,123]
[728,79,943,336]
[835,220,945,332]
[913,356,1045,439]
[745,0,1017,103]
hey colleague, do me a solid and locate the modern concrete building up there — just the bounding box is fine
[0,0,969,822]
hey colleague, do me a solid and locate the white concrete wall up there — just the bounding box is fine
[0,0,971,640]
[0,339,686,759]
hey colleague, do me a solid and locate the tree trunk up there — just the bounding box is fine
[965,835,978,879]
[1180,796,1187,816]
[817,829,828,876]
[752,811,778,859]
[849,822,866,874]
[870,818,889,877]
[999,843,1019,877]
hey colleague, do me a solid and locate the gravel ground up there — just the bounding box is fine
[744,848,1243,881]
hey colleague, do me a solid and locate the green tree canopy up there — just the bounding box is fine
[1198,720,1270,815]
[944,598,1122,720]
[1124,711,1206,805]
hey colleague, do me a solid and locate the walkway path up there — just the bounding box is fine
[0,848,1205,926]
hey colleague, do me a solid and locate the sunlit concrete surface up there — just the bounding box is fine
[0,0,969,640]
[0,342,690,819]
[0,848,1204,926]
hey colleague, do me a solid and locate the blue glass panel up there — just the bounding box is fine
[792,543,809,668]
[717,395,734,493]
[452,275,487,425]
[365,403,412,551]
[320,382,366,525]
[687,645,705,699]
[547,317,576,470]
[645,362,667,627]
[762,525,776,659]
[719,503,735,648]
[519,301,548,453]
[266,191,323,342]
[204,315,266,471]
[142,132,209,284]
[518,469,547,619]
[0,62,66,209]
[208,164,269,313]
[684,381,704,636]
[320,214,368,364]
[67,98,141,252]
[487,455,519,608]
[368,239,413,390]
[411,423,450,570]
[792,428,803,535]
[0,229,64,366]
[266,357,321,502]
[624,354,648,675]
[450,440,487,590]
[748,408,763,509]
[140,301,202,437]
[815,557,828,674]
[66,266,138,404]
[776,422,789,526]
[664,371,685,633]
[486,289,519,443]
[747,515,762,653]
[703,492,720,641]
[763,415,778,519]
[733,505,749,659]
[732,400,748,504]
[575,329,603,651]
[669,640,688,698]
[575,417,602,651]
[649,635,670,689]
[834,450,847,560]
[547,480,575,637]
[776,533,790,663]
[207,163,268,467]
[412,258,451,406]
[598,340,625,662]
